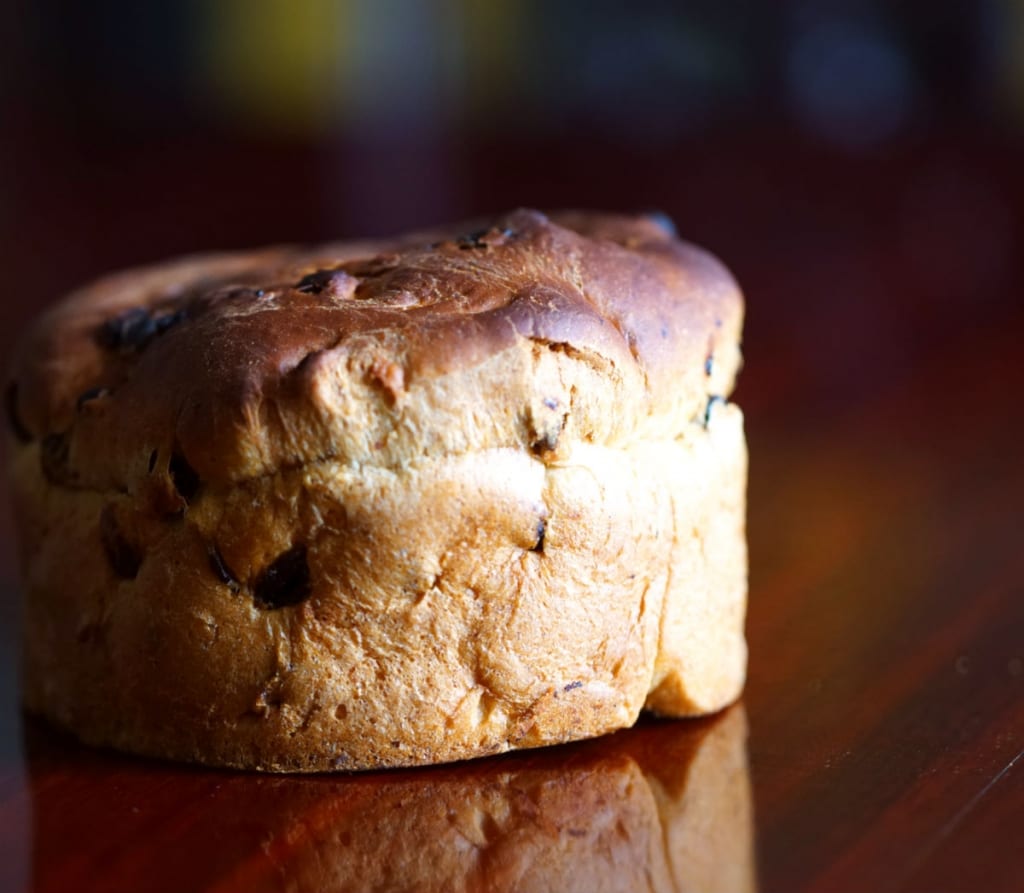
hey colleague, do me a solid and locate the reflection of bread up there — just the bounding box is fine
[8,209,747,770]
[209,707,754,893]
[640,711,756,893]
[25,707,753,891]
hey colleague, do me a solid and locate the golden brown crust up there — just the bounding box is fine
[8,209,747,771]
[8,209,741,486]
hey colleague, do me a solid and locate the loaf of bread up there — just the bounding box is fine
[6,209,747,771]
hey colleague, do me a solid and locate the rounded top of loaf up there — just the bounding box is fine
[6,209,743,490]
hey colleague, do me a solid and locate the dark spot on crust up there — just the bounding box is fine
[97,306,186,352]
[100,504,141,579]
[563,680,583,692]
[169,452,201,503]
[4,382,31,443]
[76,387,110,410]
[254,289,265,298]
[40,433,71,484]
[154,307,187,334]
[295,269,331,293]
[97,307,148,349]
[704,355,714,376]
[703,395,725,427]
[295,269,357,300]
[644,210,678,237]
[295,269,334,294]
[531,519,546,553]
[208,545,241,592]
[531,427,560,455]
[457,228,489,249]
[529,409,566,456]
[456,226,515,250]
[254,545,311,609]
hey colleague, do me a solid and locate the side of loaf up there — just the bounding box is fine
[6,209,747,770]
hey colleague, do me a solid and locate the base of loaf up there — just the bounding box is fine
[17,401,745,772]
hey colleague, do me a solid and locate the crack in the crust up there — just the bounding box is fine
[415,552,448,605]
[529,337,616,377]
[634,577,654,658]
[278,280,624,382]
[575,277,650,390]
[649,485,680,701]
[240,619,296,721]
[569,243,650,389]
[290,693,321,738]
[29,410,720,507]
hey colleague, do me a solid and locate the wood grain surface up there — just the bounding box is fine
[0,136,1022,891]
[1,294,1021,892]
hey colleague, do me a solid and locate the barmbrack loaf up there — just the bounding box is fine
[6,209,747,771]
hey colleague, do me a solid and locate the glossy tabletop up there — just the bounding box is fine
[1,109,1023,890]
[1,286,1022,892]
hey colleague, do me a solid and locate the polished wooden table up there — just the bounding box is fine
[1,295,1021,892]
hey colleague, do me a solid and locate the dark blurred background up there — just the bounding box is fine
[2,0,1022,403]
[3,1,1022,376]
[1,5,1021,888]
